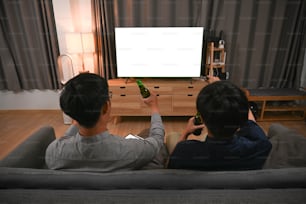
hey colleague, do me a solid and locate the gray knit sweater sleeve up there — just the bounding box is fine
[146,113,165,149]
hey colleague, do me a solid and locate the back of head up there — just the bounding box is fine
[196,81,249,138]
[60,73,109,128]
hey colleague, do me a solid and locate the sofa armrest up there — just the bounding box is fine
[267,123,291,138]
[0,126,56,169]
[264,123,306,169]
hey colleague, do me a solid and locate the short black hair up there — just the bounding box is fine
[196,81,249,138]
[60,73,109,128]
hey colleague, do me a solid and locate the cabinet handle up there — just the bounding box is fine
[187,94,193,96]
[154,86,160,89]
[188,86,194,89]
[120,86,126,89]
[120,94,126,96]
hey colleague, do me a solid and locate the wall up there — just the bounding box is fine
[0,90,60,110]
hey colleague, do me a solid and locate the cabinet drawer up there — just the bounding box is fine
[156,95,172,114]
[146,85,173,95]
[111,95,172,116]
[111,85,173,95]
[173,85,203,95]
[172,95,197,115]
[109,85,138,95]
[111,95,148,115]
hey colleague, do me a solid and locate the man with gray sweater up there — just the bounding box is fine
[46,73,165,172]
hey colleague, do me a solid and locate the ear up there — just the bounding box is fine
[102,101,111,114]
[72,119,78,125]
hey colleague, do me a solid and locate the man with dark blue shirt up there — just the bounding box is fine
[167,77,272,170]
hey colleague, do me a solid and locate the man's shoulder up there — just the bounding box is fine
[47,135,77,150]
[57,134,77,143]
[172,140,205,154]
[244,120,260,128]
[179,139,205,145]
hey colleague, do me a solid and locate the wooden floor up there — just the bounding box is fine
[0,110,305,159]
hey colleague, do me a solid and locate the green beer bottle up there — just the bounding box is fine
[193,112,203,136]
[136,80,151,98]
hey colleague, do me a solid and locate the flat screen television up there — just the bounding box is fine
[115,27,204,78]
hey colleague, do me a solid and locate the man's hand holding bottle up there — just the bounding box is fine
[137,80,159,114]
[142,92,159,114]
[179,116,206,141]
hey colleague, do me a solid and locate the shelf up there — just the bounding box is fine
[263,111,305,121]
[264,106,306,111]
[211,47,224,51]
[248,88,306,121]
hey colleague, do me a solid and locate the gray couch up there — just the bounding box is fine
[1,124,306,203]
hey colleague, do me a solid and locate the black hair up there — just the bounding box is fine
[60,73,109,128]
[196,81,249,138]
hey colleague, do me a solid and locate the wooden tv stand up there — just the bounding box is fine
[108,78,208,119]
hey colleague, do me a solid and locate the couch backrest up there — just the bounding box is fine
[1,167,306,190]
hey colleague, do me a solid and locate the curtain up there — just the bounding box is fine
[204,0,306,88]
[113,0,204,27]
[92,0,117,79]
[0,0,60,91]
[92,0,305,89]
[271,1,306,88]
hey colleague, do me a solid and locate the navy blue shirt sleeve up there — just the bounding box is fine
[236,120,268,141]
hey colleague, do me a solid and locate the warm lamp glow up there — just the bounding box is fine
[65,32,94,53]
[65,33,83,53]
[65,32,95,72]
[81,33,94,53]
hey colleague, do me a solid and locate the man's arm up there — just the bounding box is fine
[142,91,160,115]
[142,92,165,147]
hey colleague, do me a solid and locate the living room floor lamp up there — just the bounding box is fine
[65,32,95,73]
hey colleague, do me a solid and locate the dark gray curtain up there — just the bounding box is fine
[92,0,117,79]
[93,0,305,89]
[113,0,203,27]
[271,0,306,88]
[204,0,306,88]
[0,0,60,91]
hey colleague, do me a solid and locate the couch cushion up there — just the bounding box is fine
[0,126,56,169]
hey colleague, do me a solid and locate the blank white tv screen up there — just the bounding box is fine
[115,27,204,78]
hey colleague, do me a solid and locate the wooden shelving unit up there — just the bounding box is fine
[205,42,226,76]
